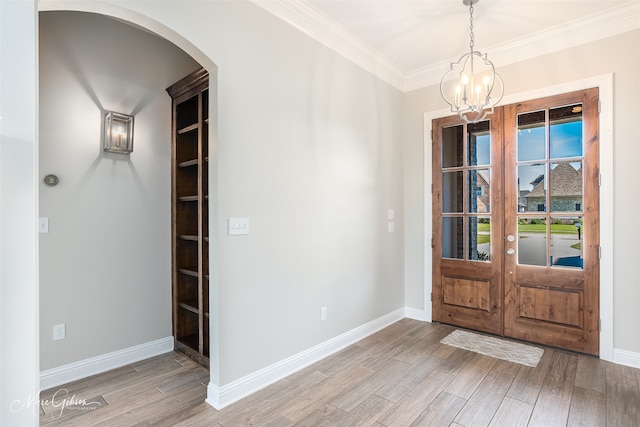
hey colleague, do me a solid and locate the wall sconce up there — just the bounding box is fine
[103,111,134,154]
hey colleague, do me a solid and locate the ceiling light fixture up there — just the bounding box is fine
[440,0,503,123]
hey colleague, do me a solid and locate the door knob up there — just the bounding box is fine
[507,235,516,242]
[507,248,515,255]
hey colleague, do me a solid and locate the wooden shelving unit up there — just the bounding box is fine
[167,68,209,368]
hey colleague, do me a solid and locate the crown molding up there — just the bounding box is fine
[251,0,405,91]
[252,0,640,93]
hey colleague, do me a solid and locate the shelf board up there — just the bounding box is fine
[178,123,198,135]
[179,235,199,241]
[178,268,199,278]
[178,159,198,168]
[178,195,199,202]
[175,334,199,352]
[178,301,200,315]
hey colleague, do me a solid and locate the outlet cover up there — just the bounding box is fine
[53,324,65,341]
[320,306,327,321]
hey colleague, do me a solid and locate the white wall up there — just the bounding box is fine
[0,1,39,425]
[403,29,640,355]
[38,12,200,370]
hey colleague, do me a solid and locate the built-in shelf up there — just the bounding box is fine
[168,68,210,369]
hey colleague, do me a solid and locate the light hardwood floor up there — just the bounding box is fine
[40,319,640,426]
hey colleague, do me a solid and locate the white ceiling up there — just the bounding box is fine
[252,0,640,91]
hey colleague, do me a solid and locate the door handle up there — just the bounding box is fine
[506,248,515,255]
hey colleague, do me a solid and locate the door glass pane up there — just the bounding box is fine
[550,217,583,269]
[468,169,490,213]
[550,161,583,213]
[442,125,464,168]
[468,121,490,166]
[469,217,491,262]
[518,217,547,266]
[517,163,545,213]
[442,171,463,213]
[517,110,546,162]
[442,217,464,259]
[550,104,583,159]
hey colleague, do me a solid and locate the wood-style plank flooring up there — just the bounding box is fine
[40,319,640,426]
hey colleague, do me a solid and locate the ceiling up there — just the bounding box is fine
[251,0,640,91]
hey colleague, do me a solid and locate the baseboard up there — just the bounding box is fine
[206,308,405,409]
[404,306,426,321]
[39,336,174,391]
[613,348,640,369]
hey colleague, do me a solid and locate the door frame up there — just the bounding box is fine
[423,73,614,361]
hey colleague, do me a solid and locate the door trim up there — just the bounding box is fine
[423,73,614,361]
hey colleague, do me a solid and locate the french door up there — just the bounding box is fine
[432,88,600,355]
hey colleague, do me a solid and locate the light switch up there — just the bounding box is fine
[388,209,394,220]
[39,218,49,234]
[388,221,394,232]
[228,218,249,235]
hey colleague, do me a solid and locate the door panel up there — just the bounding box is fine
[433,88,599,355]
[432,112,504,336]
[504,88,599,355]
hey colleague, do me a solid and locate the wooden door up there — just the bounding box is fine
[503,88,599,355]
[432,111,505,336]
[433,88,600,355]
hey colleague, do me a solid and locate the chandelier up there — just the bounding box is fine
[440,0,503,123]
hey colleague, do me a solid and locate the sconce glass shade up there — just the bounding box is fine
[104,111,134,154]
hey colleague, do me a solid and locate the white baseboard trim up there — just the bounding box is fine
[404,307,426,321]
[39,336,174,391]
[206,308,405,410]
[613,348,640,370]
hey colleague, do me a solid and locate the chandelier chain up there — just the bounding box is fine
[469,2,475,51]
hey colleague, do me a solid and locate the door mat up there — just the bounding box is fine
[441,329,543,367]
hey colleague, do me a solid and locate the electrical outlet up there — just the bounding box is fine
[320,306,327,321]
[53,324,66,341]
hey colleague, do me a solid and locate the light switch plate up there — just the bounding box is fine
[228,218,249,235]
[388,209,394,220]
[39,218,49,234]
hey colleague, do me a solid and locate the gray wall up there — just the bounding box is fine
[39,12,200,370]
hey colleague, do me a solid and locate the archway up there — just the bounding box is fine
[37,0,220,407]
